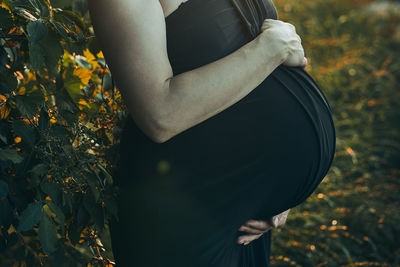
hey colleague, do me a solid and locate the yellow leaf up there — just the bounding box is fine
[84,49,99,69]
[73,68,93,85]
[83,49,96,62]
[17,86,26,95]
[96,51,104,59]
[346,147,355,156]
[0,105,10,119]
[78,98,90,107]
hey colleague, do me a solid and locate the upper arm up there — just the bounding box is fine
[87,0,173,141]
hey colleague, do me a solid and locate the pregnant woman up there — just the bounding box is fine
[87,0,336,266]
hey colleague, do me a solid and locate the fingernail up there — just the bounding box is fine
[273,217,279,227]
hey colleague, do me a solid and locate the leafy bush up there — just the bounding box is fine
[0,0,125,265]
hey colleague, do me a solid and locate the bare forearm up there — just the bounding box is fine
[159,33,286,142]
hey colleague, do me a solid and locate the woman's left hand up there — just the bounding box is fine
[237,209,291,245]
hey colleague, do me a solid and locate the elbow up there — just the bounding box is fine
[139,109,175,144]
[133,113,172,144]
[148,127,172,144]
[129,78,176,144]
[148,78,175,144]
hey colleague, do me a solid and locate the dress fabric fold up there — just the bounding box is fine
[109,0,336,266]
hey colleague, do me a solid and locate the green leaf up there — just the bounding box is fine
[14,89,44,119]
[28,0,42,14]
[41,181,61,204]
[64,72,82,102]
[28,27,62,75]
[0,6,14,33]
[29,163,48,177]
[49,125,70,138]
[0,70,18,94]
[38,108,49,132]
[0,148,24,163]
[0,123,8,144]
[40,30,63,77]
[51,0,72,8]
[38,212,58,254]
[45,200,65,235]
[90,205,104,231]
[15,96,35,119]
[29,42,46,71]
[102,73,113,91]
[77,205,89,227]
[29,0,50,17]
[46,200,65,225]
[27,19,48,44]
[59,9,86,31]
[86,176,100,202]
[75,55,92,69]
[29,163,48,186]
[0,199,14,228]
[49,19,69,41]
[0,180,9,199]
[0,46,10,72]
[12,120,36,147]
[99,225,114,259]
[18,202,42,231]
[97,163,113,185]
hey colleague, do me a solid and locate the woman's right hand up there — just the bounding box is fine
[260,19,308,68]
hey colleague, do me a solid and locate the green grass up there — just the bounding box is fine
[270,0,400,266]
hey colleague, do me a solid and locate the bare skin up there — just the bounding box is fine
[87,0,305,247]
[87,0,307,143]
[237,209,291,245]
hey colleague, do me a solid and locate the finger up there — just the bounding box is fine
[296,34,302,43]
[244,220,271,230]
[271,209,291,227]
[237,233,263,245]
[268,216,280,228]
[286,22,295,31]
[302,57,308,67]
[261,19,275,28]
[278,209,291,225]
[238,225,268,234]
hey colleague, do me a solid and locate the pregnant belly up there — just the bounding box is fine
[119,64,335,220]
[114,65,336,266]
[120,64,335,203]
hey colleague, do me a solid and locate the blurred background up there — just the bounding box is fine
[0,0,399,266]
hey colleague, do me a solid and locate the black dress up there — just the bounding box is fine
[109,0,336,266]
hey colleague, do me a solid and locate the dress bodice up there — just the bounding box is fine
[112,2,336,266]
[165,0,278,75]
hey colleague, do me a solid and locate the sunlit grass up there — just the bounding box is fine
[270,0,400,265]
